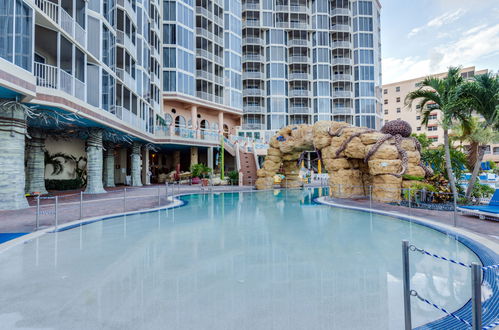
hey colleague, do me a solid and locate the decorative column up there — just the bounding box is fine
[190,147,198,167]
[85,129,106,194]
[173,150,180,168]
[191,105,199,139]
[141,147,150,185]
[207,147,214,169]
[218,112,224,134]
[0,101,29,210]
[25,129,48,195]
[131,141,143,186]
[103,145,115,188]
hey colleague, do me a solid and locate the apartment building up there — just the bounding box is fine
[383,66,499,164]
[0,0,243,210]
[239,0,383,141]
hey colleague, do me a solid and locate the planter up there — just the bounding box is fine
[192,177,201,184]
[201,178,209,186]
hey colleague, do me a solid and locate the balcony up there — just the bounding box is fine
[331,57,352,66]
[244,19,260,27]
[213,54,223,65]
[331,41,352,49]
[214,74,224,85]
[243,3,259,11]
[196,49,214,61]
[276,5,288,11]
[289,89,311,97]
[289,72,310,81]
[288,39,310,47]
[213,15,223,27]
[244,105,265,114]
[332,24,352,32]
[34,0,86,48]
[330,8,351,16]
[196,91,214,102]
[243,54,265,62]
[196,27,213,40]
[290,21,309,29]
[290,5,309,13]
[116,68,136,89]
[332,107,354,115]
[196,6,213,19]
[213,34,224,45]
[243,37,264,45]
[243,88,265,97]
[332,74,353,82]
[289,56,310,64]
[333,91,354,98]
[34,62,86,102]
[243,71,264,80]
[116,31,137,57]
[289,106,311,114]
[243,123,266,130]
[196,70,214,81]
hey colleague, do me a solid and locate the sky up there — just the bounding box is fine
[381,0,499,84]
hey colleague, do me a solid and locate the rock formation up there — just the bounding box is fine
[255,120,430,203]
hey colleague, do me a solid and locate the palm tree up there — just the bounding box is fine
[405,67,471,204]
[457,73,499,199]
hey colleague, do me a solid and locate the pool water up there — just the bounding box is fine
[0,189,479,330]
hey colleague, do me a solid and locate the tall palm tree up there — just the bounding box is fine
[405,67,471,204]
[457,73,499,199]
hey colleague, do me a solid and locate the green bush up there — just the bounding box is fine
[227,170,239,185]
[45,179,84,191]
[402,174,424,181]
[471,182,495,199]
[190,163,212,178]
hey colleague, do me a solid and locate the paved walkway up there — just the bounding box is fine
[0,185,497,246]
[0,184,254,233]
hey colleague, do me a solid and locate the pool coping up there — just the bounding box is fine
[315,196,499,330]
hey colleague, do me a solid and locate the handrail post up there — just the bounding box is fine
[54,196,59,230]
[471,262,482,330]
[453,195,458,227]
[158,186,161,206]
[79,191,83,219]
[123,188,126,212]
[369,185,372,210]
[402,240,412,330]
[36,195,40,230]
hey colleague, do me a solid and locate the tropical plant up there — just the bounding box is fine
[227,170,239,185]
[190,163,212,178]
[456,73,499,199]
[410,133,432,150]
[470,182,495,200]
[405,67,471,204]
[421,146,468,189]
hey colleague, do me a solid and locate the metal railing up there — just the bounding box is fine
[35,0,59,22]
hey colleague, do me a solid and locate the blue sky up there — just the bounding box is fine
[381,0,499,84]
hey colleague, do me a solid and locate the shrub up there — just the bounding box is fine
[190,164,212,178]
[471,182,495,199]
[227,170,239,185]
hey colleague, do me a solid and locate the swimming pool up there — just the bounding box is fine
[0,189,493,329]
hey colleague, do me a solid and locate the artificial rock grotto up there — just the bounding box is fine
[255,120,433,203]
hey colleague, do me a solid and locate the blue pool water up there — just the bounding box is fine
[0,189,482,329]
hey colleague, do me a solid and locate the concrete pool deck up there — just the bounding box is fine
[0,185,498,248]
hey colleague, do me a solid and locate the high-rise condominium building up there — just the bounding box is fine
[239,0,382,140]
[383,66,499,164]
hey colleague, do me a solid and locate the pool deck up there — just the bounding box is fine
[0,185,498,247]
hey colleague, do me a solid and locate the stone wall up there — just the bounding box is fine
[256,120,428,203]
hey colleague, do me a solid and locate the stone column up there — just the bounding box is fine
[131,141,143,186]
[25,129,48,195]
[190,147,198,167]
[0,102,29,210]
[191,106,198,130]
[85,129,106,194]
[103,145,115,188]
[141,147,150,185]
[218,112,224,134]
[207,147,214,169]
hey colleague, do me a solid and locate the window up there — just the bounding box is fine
[416,127,421,131]
[484,146,491,154]
[396,86,400,92]
[416,105,421,109]
[493,147,499,155]
[383,89,387,94]
[384,99,388,105]
[428,126,437,131]
[396,97,401,102]
[428,114,437,120]
[396,108,401,113]
[384,109,388,115]
[416,115,420,120]
[429,137,438,143]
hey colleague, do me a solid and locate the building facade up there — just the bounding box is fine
[382,66,499,164]
[239,0,382,141]
[0,0,243,210]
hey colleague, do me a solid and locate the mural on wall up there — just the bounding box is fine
[44,151,87,184]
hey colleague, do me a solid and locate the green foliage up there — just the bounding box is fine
[402,174,424,181]
[410,133,432,150]
[227,170,239,185]
[488,161,497,170]
[471,182,495,199]
[45,179,84,191]
[190,163,212,178]
[421,146,467,182]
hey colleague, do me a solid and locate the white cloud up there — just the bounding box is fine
[408,9,466,37]
[384,23,499,84]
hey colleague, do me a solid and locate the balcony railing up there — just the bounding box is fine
[332,107,354,115]
[34,62,86,102]
[332,91,354,98]
[243,37,264,45]
[243,54,264,62]
[290,5,308,13]
[196,49,214,60]
[245,20,260,27]
[331,57,352,66]
[35,0,58,23]
[243,105,265,114]
[113,106,147,131]
[116,68,135,89]
[243,71,264,80]
[332,74,353,81]
[289,89,311,97]
[196,6,213,19]
[196,91,213,102]
[332,24,352,32]
[196,70,214,81]
[289,72,310,80]
[242,3,259,10]
[289,56,310,64]
[213,54,223,65]
[330,8,351,16]
[116,31,137,57]
[289,107,311,114]
[290,21,309,29]
[276,5,288,11]
[288,39,310,47]
[243,123,266,130]
[331,41,352,49]
[196,27,213,40]
[243,88,265,97]
[214,74,224,85]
